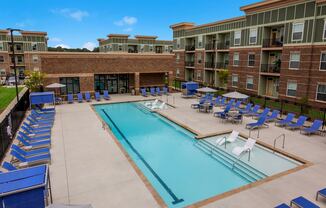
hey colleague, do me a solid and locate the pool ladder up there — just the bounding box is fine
[273,133,286,153]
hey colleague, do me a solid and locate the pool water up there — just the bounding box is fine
[95,102,301,207]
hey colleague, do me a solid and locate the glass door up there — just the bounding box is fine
[108,75,118,93]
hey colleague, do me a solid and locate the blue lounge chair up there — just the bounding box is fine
[216,97,226,107]
[253,108,270,118]
[85,92,91,102]
[11,144,50,158]
[274,203,291,208]
[17,135,51,149]
[23,122,51,131]
[214,104,232,118]
[286,115,308,130]
[103,90,111,100]
[212,96,221,106]
[232,100,242,109]
[246,116,267,130]
[266,110,280,122]
[150,87,156,96]
[77,93,83,103]
[95,92,101,101]
[141,88,147,97]
[18,131,50,142]
[27,116,53,127]
[2,162,17,171]
[156,87,162,96]
[223,99,235,108]
[316,187,326,201]
[163,87,169,95]
[239,103,252,113]
[191,97,207,109]
[67,94,74,103]
[11,150,51,166]
[24,119,52,128]
[31,111,54,119]
[244,104,260,116]
[36,105,55,113]
[275,113,295,127]
[21,126,51,138]
[290,196,320,208]
[300,119,323,135]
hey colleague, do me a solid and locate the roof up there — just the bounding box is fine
[240,0,308,14]
[134,35,158,40]
[107,34,130,38]
[20,31,47,36]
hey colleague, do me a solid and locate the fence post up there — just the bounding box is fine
[323,108,326,130]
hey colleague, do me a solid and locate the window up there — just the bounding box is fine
[248,54,255,67]
[176,39,180,49]
[324,20,326,40]
[246,76,254,89]
[32,42,37,51]
[16,44,22,51]
[292,22,304,41]
[0,42,3,50]
[289,52,300,69]
[232,75,238,87]
[140,44,144,52]
[320,52,326,70]
[17,56,23,63]
[197,53,202,64]
[118,45,122,51]
[0,69,6,76]
[233,52,239,66]
[32,55,38,63]
[234,30,241,45]
[287,81,297,97]
[316,84,326,101]
[249,28,257,44]
[198,35,202,48]
[33,67,39,71]
[176,68,180,77]
[176,53,180,60]
[0,56,4,62]
[60,77,80,95]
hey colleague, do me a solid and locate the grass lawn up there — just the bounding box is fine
[0,87,23,113]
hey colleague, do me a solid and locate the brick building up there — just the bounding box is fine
[170,0,326,107]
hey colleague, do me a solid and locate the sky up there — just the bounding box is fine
[1,0,259,50]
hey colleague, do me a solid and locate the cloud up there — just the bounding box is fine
[82,42,96,50]
[49,37,62,43]
[55,44,71,48]
[15,19,34,28]
[52,8,89,21]
[123,27,133,32]
[114,16,137,26]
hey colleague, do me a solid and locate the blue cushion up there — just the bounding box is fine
[274,203,291,208]
[291,196,320,208]
[318,188,326,197]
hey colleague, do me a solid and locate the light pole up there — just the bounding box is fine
[7,28,22,102]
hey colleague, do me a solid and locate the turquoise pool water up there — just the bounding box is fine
[95,102,300,207]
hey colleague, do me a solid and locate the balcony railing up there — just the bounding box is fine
[205,43,215,50]
[260,64,281,73]
[205,62,215,68]
[216,41,230,50]
[185,45,195,51]
[185,61,195,67]
[262,38,283,48]
[216,62,229,69]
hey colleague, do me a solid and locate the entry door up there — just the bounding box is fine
[266,78,274,96]
[107,79,117,93]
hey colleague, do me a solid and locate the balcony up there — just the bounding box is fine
[260,64,281,74]
[185,45,195,51]
[216,62,229,69]
[205,62,215,68]
[262,39,283,48]
[185,61,195,67]
[128,49,138,53]
[205,43,215,50]
[216,41,230,50]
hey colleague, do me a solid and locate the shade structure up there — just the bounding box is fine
[46,83,66,88]
[222,91,249,99]
[196,87,217,93]
[47,204,93,208]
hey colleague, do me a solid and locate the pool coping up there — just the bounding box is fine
[90,100,313,208]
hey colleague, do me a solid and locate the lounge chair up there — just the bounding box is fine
[25,119,52,129]
[265,110,280,122]
[163,87,169,95]
[23,122,51,131]
[77,93,83,103]
[18,131,50,142]
[11,144,50,158]
[36,105,55,113]
[21,125,51,138]
[275,113,295,127]
[212,96,221,106]
[245,105,261,116]
[191,97,207,109]
[17,135,51,149]
[300,119,323,135]
[156,87,162,96]
[316,187,326,201]
[85,92,91,102]
[216,97,226,107]
[67,94,74,104]
[2,162,17,171]
[286,115,307,130]
[214,104,232,118]
[246,116,267,130]
[199,103,213,113]
[216,130,239,146]
[30,112,54,121]
[253,108,270,118]
[31,110,54,119]
[103,90,111,100]
[232,138,256,157]
[238,103,253,114]
[150,87,156,96]
[95,92,101,101]
[274,203,291,208]
[290,196,320,208]
[223,99,235,108]
[141,88,147,97]
[232,100,242,109]
[11,150,51,167]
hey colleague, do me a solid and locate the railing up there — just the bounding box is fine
[205,43,215,50]
[185,45,195,51]
[205,62,215,68]
[216,41,230,50]
[262,38,283,48]
[128,50,138,53]
[232,149,251,169]
[216,62,229,69]
[185,61,195,67]
[260,64,281,73]
[273,133,285,152]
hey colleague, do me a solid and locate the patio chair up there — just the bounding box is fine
[67,94,74,103]
[17,134,51,149]
[18,131,50,142]
[191,97,207,109]
[316,187,326,201]
[232,138,256,157]
[238,103,253,113]
[156,87,162,96]
[21,125,51,138]
[163,86,169,95]
[103,90,111,100]
[77,93,83,103]
[286,115,308,130]
[265,110,280,122]
[214,104,232,118]
[95,92,101,101]
[246,116,268,130]
[244,105,260,116]
[274,203,291,208]
[232,113,243,124]
[141,88,147,97]
[212,96,221,106]
[253,108,270,118]
[23,122,51,131]
[31,110,54,119]
[11,150,51,166]
[216,97,226,107]
[198,103,213,113]
[36,105,55,113]
[216,130,239,146]
[223,99,235,108]
[300,119,323,135]
[232,100,242,109]
[275,113,295,127]
[150,87,156,96]
[290,196,320,208]
[11,144,50,158]
[26,118,52,129]
[85,92,91,102]
[2,162,17,171]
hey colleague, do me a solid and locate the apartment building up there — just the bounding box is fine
[170,0,326,107]
[98,34,173,54]
[0,30,47,79]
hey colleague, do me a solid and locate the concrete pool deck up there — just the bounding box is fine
[48,93,326,208]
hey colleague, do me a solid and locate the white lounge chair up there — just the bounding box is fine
[145,99,158,107]
[216,130,239,146]
[232,138,256,157]
[152,102,165,110]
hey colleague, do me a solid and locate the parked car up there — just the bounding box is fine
[6,77,18,86]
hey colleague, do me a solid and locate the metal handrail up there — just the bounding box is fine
[273,133,285,152]
[232,149,251,169]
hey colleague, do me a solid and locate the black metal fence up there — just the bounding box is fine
[0,89,29,160]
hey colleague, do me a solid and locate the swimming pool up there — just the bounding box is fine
[95,102,302,207]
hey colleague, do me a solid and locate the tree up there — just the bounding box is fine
[218,70,229,88]
[24,70,45,92]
